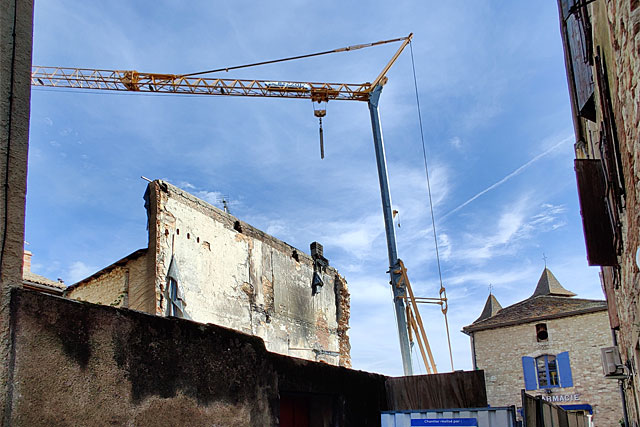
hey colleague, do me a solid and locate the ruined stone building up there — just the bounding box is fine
[64,180,351,367]
[462,268,622,426]
[556,0,640,424]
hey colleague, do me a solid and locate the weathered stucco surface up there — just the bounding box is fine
[6,289,487,426]
[148,181,351,366]
[0,0,33,422]
[5,289,392,426]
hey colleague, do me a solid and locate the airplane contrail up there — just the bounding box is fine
[441,137,572,221]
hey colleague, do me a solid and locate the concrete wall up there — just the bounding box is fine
[147,181,351,367]
[4,288,389,426]
[473,310,621,426]
[0,0,33,423]
[6,288,488,426]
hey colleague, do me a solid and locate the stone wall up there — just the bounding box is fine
[147,181,351,367]
[473,310,621,426]
[65,249,150,312]
[597,1,640,423]
[565,0,640,423]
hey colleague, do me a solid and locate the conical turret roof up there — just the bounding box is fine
[531,268,576,298]
[474,293,503,323]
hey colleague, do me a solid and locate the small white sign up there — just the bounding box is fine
[540,393,581,403]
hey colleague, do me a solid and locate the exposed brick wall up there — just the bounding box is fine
[473,310,622,426]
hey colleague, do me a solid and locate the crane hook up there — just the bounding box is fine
[313,100,327,160]
[318,117,324,159]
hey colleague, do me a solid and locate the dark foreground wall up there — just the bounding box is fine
[4,289,485,426]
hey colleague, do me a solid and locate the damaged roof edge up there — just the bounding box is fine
[64,248,148,293]
[150,180,338,272]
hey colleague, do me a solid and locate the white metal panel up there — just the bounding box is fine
[476,410,490,427]
[381,408,515,427]
[381,413,396,427]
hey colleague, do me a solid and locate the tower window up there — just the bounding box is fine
[536,323,548,342]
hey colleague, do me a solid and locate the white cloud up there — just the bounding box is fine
[441,136,571,221]
[67,261,98,284]
[452,197,567,264]
[266,220,289,238]
[447,266,537,288]
[178,181,196,189]
[321,214,385,259]
[194,190,224,206]
[448,136,462,149]
[438,232,452,261]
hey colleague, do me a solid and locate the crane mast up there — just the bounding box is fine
[32,34,433,376]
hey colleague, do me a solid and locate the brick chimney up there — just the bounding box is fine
[23,250,32,274]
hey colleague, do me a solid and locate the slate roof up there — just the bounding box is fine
[462,267,607,334]
[531,268,576,297]
[462,296,607,334]
[474,294,503,323]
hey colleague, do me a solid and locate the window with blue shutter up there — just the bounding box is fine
[557,351,573,387]
[535,355,560,388]
[522,356,537,390]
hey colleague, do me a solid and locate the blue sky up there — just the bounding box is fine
[26,1,603,376]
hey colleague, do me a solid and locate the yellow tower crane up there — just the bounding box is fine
[31,34,453,375]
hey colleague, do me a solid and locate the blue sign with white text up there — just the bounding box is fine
[410,419,478,426]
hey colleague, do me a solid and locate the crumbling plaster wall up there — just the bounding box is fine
[147,181,351,367]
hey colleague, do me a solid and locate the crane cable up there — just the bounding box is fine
[180,36,409,77]
[409,40,455,371]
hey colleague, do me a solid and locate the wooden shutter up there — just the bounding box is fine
[567,15,595,120]
[522,356,538,390]
[557,352,574,388]
[595,51,626,200]
[574,159,617,265]
[600,267,621,329]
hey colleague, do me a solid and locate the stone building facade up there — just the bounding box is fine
[463,268,622,426]
[65,180,351,367]
[556,0,640,424]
